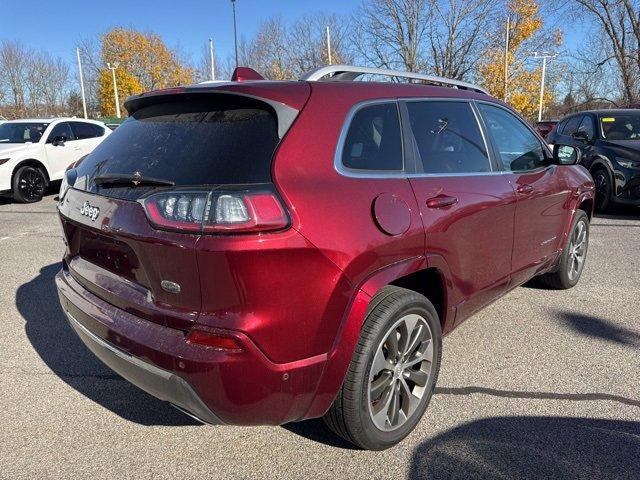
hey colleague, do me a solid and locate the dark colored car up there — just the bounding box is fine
[547,109,640,211]
[534,120,558,139]
[55,65,594,450]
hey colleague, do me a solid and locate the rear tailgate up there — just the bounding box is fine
[58,82,310,331]
[59,188,201,330]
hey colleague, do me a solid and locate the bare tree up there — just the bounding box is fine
[0,40,33,118]
[573,0,640,104]
[288,14,354,76]
[353,0,430,72]
[427,0,499,80]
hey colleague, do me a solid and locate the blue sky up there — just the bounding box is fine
[2,0,586,73]
[0,0,356,65]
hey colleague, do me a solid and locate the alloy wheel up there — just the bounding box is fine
[19,168,45,202]
[567,219,587,281]
[368,313,434,431]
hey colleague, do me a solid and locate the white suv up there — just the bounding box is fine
[0,118,111,202]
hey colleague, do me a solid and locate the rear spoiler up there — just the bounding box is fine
[124,68,306,139]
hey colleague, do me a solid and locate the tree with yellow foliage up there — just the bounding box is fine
[98,28,194,116]
[478,0,561,120]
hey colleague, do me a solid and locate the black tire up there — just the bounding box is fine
[323,286,442,450]
[592,167,611,213]
[12,165,46,203]
[537,210,589,289]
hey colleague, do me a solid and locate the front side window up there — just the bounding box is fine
[48,122,75,143]
[406,101,490,173]
[341,103,403,171]
[478,103,546,172]
[0,122,49,144]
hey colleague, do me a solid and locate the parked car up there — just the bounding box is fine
[547,109,640,211]
[0,118,111,202]
[55,65,594,450]
[534,120,558,139]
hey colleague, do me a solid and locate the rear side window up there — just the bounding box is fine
[71,122,104,139]
[561,116,582,136]
[74,96,279,198]
[406,101,490,173]
[478,103,546,172]
[577,115,595,139]
[341,103,402,171]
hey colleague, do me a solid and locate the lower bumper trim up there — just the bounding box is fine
[65,310,223,425]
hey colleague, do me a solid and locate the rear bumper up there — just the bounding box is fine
[64,309,222,424]
[56,267,328,425]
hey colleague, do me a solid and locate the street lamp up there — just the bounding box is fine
[531,52,558,122]
[106,62,121,119]
[231,0,238,68]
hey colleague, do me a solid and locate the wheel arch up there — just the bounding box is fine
[11,158,51,187]
[302,256,455,420]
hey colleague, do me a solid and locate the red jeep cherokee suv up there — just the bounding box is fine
[55,65,594,450]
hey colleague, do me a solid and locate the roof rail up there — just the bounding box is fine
[300,65,489,95]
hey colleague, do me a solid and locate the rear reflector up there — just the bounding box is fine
[141,187,289,234]
[186,329,243,351]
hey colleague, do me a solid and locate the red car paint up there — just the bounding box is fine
[55,75,594,426]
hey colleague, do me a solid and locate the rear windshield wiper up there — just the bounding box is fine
[93,173,175,188]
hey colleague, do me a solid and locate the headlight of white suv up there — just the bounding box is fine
[0,157,10,166]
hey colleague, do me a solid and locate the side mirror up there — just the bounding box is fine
[571,131,590,142]
[51,135,67,146]
[553,144,581,165]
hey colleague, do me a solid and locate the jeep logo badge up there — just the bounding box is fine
[80,201,100,221]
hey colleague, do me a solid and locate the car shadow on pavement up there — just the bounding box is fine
[408,416,640,480]
[556,311,640,347]
[17,262,199,427]
[282,419,359,450]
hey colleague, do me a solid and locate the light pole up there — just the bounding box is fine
[106,62,121,118]
[531,52,557,122]
[76,48,88,119]
[504,15,510,102]
[326,26,332,65]
[209,38,216,80]
[231,0,238,68]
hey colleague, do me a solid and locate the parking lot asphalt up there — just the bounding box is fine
[0,193,638,480]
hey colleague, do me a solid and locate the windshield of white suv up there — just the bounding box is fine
[599,113,640,140]
[0,122,49,143]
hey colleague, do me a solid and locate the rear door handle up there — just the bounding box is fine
[426,195,458,209]
[516,184,534,194]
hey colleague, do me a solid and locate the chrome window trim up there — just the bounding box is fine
[334,99,407,179]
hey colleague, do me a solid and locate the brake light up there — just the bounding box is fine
[186,329,243,351]
[141,188,289,234]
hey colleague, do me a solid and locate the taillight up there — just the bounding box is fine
[140,188,289,234]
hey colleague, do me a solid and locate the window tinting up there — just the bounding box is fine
[478,104,546,172]
[561,116,582,136]
[406,101,490,173]
[71,122,104,139]
[577,115,595,139]
[342,103,403,171]
[73,96,280,200]
[48,122,75,142]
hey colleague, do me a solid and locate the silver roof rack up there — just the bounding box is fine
[300,65,489,95]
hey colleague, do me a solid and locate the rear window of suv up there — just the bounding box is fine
[73,96,279,199]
